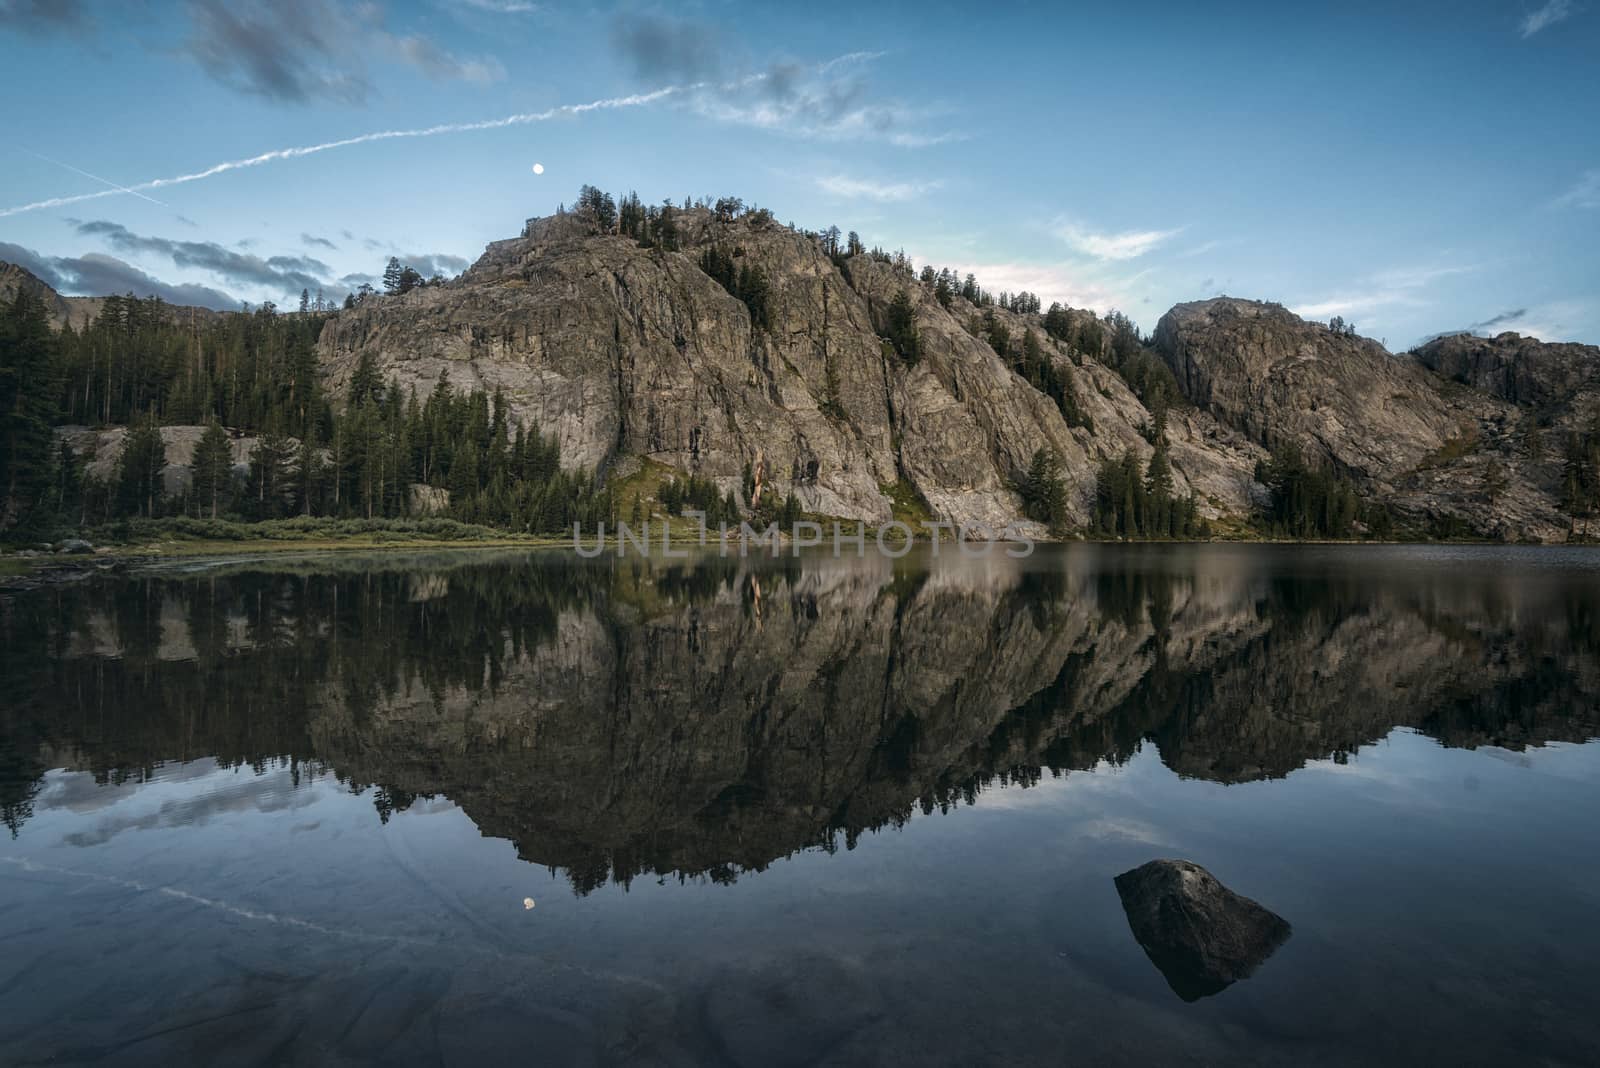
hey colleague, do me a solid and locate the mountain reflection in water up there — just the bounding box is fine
[5,545,1597,891]
[3,545,1600,1066]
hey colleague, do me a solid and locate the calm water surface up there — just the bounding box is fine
[2,544,1599,1066]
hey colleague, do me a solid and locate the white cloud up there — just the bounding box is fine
[1291,261,1476,321]
[1291,292,1423,319]
[1173,238,1236,260]
[816,174,941,202]
[1492,300,1593,342]
[928,259,1141,317]
[1552,169,1600,209]
[888,130,966,148]
[670,51,958,147]
[1055,220,1184,261]
[454,0,538,12]
[1369,264,1477,289]
[1520,0,1574,37]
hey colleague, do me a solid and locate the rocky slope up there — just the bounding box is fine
[0,260,139,332]
[317,209,1264,532]
[1155,298,1598,540]
[11,216,1599,539]
[54,425,267,499]
[1415,330,1600,408]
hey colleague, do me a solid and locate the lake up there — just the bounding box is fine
[2,544,1598,1066]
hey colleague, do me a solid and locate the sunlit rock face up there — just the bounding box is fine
[6,550,1598,890]
[317,209,1264,531]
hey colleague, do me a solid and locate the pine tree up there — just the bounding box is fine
[1019,448,1068,529]
[348,350,383,408]
[192,419,234,519]
[117,414,167,518]
[0,289,61,529]
[382,257,404,295]
[448,438,480,519]
[247,425,295,519]
[884,291,921,365]
[1145,440,1174,537]
[49,440,83,524]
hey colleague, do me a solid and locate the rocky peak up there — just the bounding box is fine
[1412,330,1600,409]
[0,261,75,327]
[1153,297,1468,481]
[318,209,1265,530]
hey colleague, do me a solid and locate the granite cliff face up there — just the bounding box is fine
[10,217,1598,539]
[1154,299,1593,540]
[1414,330,1600,409]
[317,210,1263,531]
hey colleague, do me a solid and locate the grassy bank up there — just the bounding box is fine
[0,516,571,564]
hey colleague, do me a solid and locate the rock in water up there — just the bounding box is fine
[1113,859,1291,1001]
[58,539,93,555]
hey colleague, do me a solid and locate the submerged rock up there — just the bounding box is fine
[1113,859,1291,1001]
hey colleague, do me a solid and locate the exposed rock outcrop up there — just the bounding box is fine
[318,210,1264,530]
[1154,299,1580,540]
[54,425,264,499]
[1414,331,1600,409]
[1154,298,1468,481]
[1114,859,1291,1001]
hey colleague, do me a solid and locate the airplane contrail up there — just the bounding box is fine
[0,86,685,219]
[21,150,169,207]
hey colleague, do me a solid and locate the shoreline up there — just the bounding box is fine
[5,530,1596,589]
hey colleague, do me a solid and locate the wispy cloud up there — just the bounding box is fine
[453,0,537,12]
[1520,0,1574,37]
[0,0,91,37]
[928,258,1144,317]
[689,57,953,146]
[1173,238,1238,260]
[389,33,504,86]
[0,87,682,218]
[1469,308,1529,332]
[1056,220,1184,261]
[611,14,723,83]
[20,149,166,207]
[1292,292,1420,319]
[301,232,338,251]
[1552,169,1600,209]
[76,220,334,294]
[1480,300,1591,342]
[181,0,503,105]
[609,16,952,147]
[816,174,941,202]
[1291,261,1476,321]
[1370,264,1476,289]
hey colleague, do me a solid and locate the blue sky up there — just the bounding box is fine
[1,0,1596,347]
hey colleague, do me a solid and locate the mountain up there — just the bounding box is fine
[0,259,223,332]
[317,207,1264,533]
[1154,299,1600,540]
[0,261,78,329]
[8,202,1600,541]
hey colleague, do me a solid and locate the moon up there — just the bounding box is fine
[531,163,544,175]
